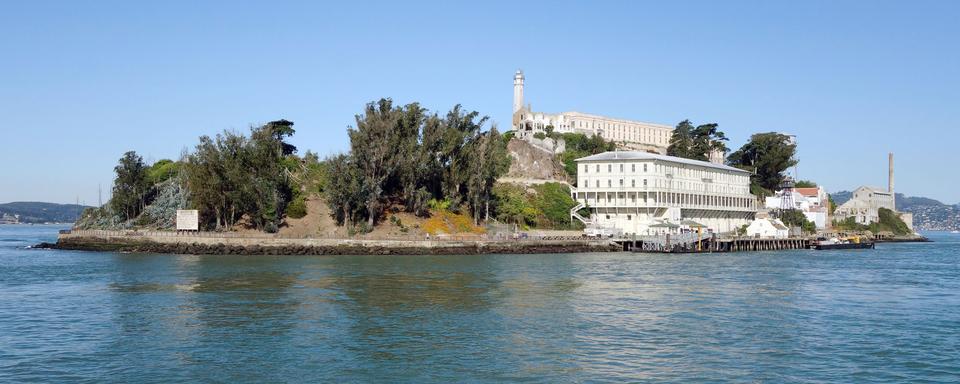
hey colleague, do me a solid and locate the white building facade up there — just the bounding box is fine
[745,218,790,239]
[765,186,830,229]
[511,70,673,154]
[571,151,757,235]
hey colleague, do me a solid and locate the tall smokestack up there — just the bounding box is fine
[889,152,895,210]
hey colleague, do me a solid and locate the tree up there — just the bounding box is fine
[727,132,797,196]
[668,120,728,161]
[348,99,404,227]
[146,159,180,185]
[111,151,150,221]
[667,120,695,158]
[778,209,816,234]
[794,180,817,188]
[324,98,511,229]
[183,121,297,231]
[558,132,616,181]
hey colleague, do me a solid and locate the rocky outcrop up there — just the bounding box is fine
[505,138,567,181]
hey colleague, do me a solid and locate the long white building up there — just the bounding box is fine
[571,151,757,235]
[511,70,674,154]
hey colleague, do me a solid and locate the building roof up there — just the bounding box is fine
[795,187,820,197]
[575,151,750,174]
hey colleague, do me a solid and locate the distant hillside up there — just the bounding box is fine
[830,191,960,231]
[0,202,92,223]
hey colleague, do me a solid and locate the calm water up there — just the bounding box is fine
[1,225,959,383]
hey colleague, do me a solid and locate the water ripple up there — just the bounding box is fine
[1,226,959,382]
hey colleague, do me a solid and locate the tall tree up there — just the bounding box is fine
[324,99,512,229]
[668,120,728,161]
[667,120,695,158]
[727,132,798,196]
[110,151,150,221]
[184,121,297,231]
[349,99,402,227]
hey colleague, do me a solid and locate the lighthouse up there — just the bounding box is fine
[513,69,524,114]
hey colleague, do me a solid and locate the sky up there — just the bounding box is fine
[1,1,958,205]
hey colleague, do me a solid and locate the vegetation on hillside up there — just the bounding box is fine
[666,120,728,161]
[553,132,616,181]
[727,132,798,197]
[490,182,583,230]
[0,202,90,223]
[183,120,298,232]
[323,99,511,230]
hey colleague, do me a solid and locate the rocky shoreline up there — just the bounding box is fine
[48,235,620,256]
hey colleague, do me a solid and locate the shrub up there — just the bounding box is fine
[286,195,307,219]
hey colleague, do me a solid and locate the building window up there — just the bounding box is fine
[619,164,624,172]
[643,179,648,187]
[608,164,612,172]
[627,215,632,221]
[596,180,600,188]
[605,215,610,219]
[619,179,623,186]
[631,179,635,187]
[596,164,600,172]
[583,164,588,173]
[644,164,648,172]
[607,180,612,187]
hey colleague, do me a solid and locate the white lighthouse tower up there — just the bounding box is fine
[513,69,524,114]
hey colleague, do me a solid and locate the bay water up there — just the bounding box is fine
[1,225,958,382]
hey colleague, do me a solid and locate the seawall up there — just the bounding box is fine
[55,230,620,255]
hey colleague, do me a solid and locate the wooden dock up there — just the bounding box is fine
[615,234,811,253]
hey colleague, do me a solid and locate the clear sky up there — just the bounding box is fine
[1,1,958,205]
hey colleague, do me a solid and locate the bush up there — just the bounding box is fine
[147,159,180,185]
[286,195,307,219]
[427,198,451,212]
[533,132,546,140]
[778,209,816,234]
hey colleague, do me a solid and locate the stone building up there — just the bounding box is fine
[511,70,674,154]
[833,153,913,230]
[570,151,757,235]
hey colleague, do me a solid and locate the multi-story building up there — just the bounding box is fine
[570,151,757,235]
[511,70,674,154]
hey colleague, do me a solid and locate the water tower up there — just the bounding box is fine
[779,177,796,212]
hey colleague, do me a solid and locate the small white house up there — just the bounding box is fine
[745,218,789,239]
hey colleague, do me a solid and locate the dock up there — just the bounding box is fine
[614,233,811,253]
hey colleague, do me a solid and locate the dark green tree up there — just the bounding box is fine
[727,132,798,196]
[668,120,728,161]
[110,151,150,221]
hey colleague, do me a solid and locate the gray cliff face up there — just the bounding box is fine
[505,138,567,181]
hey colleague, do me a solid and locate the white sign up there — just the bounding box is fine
[176,210,199,231]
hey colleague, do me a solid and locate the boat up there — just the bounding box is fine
[813,236,874,250]
[951,230,959,234]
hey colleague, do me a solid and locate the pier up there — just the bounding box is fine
[614,233,811,253]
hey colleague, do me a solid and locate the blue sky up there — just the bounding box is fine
[1,1,958,205]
